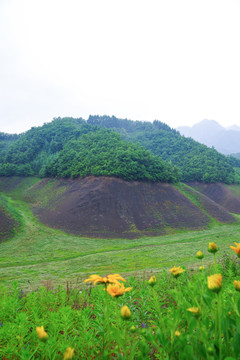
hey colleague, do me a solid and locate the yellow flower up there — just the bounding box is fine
[208,242,218,254]
[169,266,185,278]
[199,266,205,271]
[121,305,131,320]
[36,326,48,342]
[148,275,157,287]
[175,330,181,337]
[130,325,136,333]
[84,274,125,286]
[208,274,222,293]
[63,347,74,360]
[187,307,200,318]
[234,280,240,292]
[106,282,132,297]
[230,243,240,258]
[196,251,204,259]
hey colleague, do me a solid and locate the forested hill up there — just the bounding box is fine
[0,118,178,183]
[87,115,240,183]
[0,116,240,183]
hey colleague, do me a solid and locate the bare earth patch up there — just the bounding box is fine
[186,182,240,214]
[0,206,16,242]
[22,176,234,238]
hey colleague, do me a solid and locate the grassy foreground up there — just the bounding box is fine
[1,248,240,359]
[1,191,240,358]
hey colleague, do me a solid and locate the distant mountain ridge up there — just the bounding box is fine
[178,119,240,155]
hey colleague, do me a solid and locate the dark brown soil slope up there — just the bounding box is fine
[0,206,16,242]
[182,186,236,222]
[22,176,234,238]
[186,182,240,214]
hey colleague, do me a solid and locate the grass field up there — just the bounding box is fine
[1,190,240,291]
[1,184,240,359]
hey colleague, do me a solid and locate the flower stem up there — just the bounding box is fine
[214,254,217,270]
[217,292,222,359]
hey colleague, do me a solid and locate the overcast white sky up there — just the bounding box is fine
[0,0,240,134]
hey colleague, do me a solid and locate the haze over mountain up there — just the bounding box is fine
[178,119,240,155]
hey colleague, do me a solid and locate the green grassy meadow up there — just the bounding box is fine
[1,183,240,359]
[1,187,240,291]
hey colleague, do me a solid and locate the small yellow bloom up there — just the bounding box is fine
[36,326,48,342]
[230,243,240,258]
[84,274,125,286]
[169,266,185,278]
[175,330,181,337]
[106,282,132,297]
[121,305,131,320]
[63,347,74,360]
[208,274,222,293]
[208,242,218,254]
[130,325,136,333]
[234,280,240,292]
[148,275,157,287]
[199,266,205,271]
[196,251,204,259]
[187,307,200,318]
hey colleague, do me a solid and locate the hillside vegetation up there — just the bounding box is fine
[88,115,240,183]
[1,116,240,183]
[0,119,178,183]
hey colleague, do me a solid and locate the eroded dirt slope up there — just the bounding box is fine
[186,182,240,214]
[0,206,16,242]
[21,176,235,238]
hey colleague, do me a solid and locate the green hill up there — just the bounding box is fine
[87,115,240,183]
[0,116,239,183]
[0,119,178,183]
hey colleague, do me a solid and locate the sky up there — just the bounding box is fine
[0,0,240,134]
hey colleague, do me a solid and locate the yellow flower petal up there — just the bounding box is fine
[169,266,185,278]
[36,326,48,341]
[63,347,74,360]
[208,242,218,254]
[106,283,132,297]
[230,243,240,257]
[208,274,222,293]
[121,305,131,320]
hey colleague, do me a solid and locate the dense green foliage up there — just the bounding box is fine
[0,115,239,183]
[88,115,237,183]
[0,118,178,182]
[227,155,240,168]
[44,128,177,182]
[0,132,20,163]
